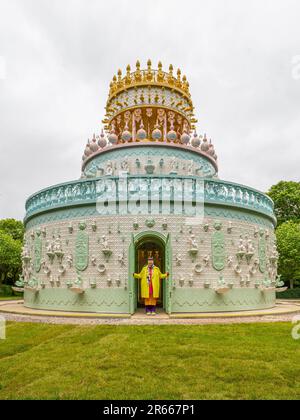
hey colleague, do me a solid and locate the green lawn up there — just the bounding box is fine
[0,322,299,400]
[0,297,23,301]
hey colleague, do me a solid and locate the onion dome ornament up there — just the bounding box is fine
[200,133,209,152]
[167,121,177,142]
[98,129,107,149]
[121,122,132,142]
[90,133,99,153]
[180,129,190,145]
[136,120,147,141]
[108,123,118,145]
[191,130,201,148]
[208,140,215,157]
[84,140,92,157]
[152,122,162,141]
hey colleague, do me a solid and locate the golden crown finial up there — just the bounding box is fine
[107,61,192,109]
[125,64,132,85]
[105,60,195,139]
[117,69,124,89]
[168,64,175,85]
[182,75,188,92]
[134,60,142,82]
[157,61,164,82]
[176,68,182,88]
[145,59,153,82]
[109,75,118,96]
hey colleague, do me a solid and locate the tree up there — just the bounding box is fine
[276,221,300,289]
[268,181,300,226]
[0,231,22,286]
[0,219,24,242]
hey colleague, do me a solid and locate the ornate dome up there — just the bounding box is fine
[98,130,107,148]
[81,60,218,174]
[136,121,147,140]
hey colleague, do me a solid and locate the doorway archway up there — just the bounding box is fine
[135,236,165,308]
[128,231,172,314]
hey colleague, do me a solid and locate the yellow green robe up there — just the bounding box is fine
[134,265,168,302]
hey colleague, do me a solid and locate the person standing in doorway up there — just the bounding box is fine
[133,256,169,315]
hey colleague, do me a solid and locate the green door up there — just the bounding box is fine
[164,233,172,314]
[128,234,137,314]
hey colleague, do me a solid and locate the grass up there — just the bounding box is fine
[0,297,23,301]
[0,322,299,400]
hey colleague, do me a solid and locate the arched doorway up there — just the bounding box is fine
[128,231,172,314]
[135,236,165,308]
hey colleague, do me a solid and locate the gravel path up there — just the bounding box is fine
[2,311,300,325]
[1,299,299,325]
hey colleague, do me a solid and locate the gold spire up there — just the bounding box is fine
[125,65,131,85]
[134,60,142,82]
[176,68,182,88]
[157,61,164,83]
[182,75,188,92]
[167,64,174,85]
[117,69,123,89]
[110,75,117,95]
[145,59,153,82]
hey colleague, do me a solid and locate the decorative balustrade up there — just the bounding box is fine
[25,176,275,223]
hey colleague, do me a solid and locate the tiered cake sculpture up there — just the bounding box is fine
[19,60,282,314]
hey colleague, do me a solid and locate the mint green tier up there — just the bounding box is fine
[24,288,275,314]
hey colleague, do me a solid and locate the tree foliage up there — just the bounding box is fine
[0,219,24,285]
[268,181,300,226]
[276,221,300,288]
[0,218,24,241]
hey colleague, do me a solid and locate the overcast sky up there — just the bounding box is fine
[0,0,299,220]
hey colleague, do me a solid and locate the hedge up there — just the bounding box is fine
[0,285,23,297]
[276,288,300,299]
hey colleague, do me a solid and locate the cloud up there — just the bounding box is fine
[0,0,299,219]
